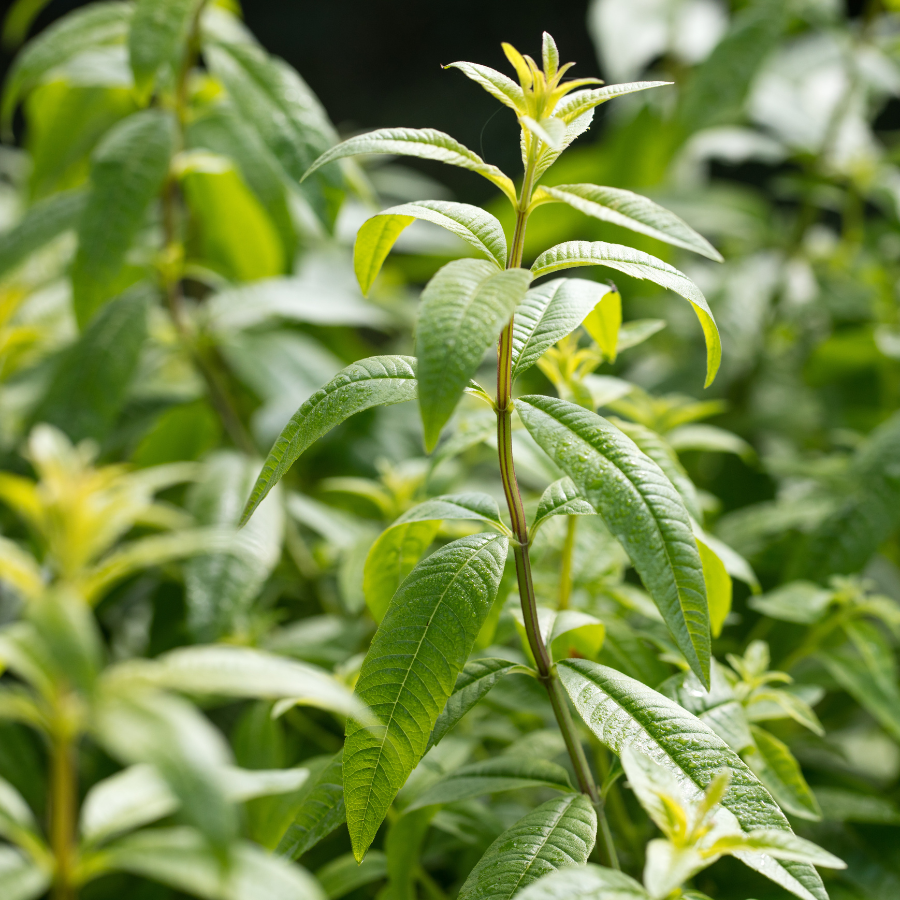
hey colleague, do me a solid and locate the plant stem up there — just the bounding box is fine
[558,515,577,610]
[495,138,617,866]
[50,731,76,900]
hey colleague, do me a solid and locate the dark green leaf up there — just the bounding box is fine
[129,0,201,100]
[71,108,176,326]
[0,189,86,281]
[408,757,573,810]
[517,396,710,686]
[417,260,531,451]
[532,478,595,532]
[241,356,418,524]
[277,753,345,860]
[558,660,829,900]
[344,533,509,861]
[457,795,597,900]
[31,285,149,442]
[316,851,387,900]
[510,278,611,381]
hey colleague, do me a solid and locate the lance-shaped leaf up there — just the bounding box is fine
[317,852,387,900]
[515,864,651,900]
[71,109,176,326]
[608,418,701,522]
[582,290,621,361]
[531,478,595,532]
[278,752,346,860]
[696,539,732,639]
[129,0,202,100]
[302,128,517,204]
[0,189,86,281]
[364,493,506,621]
[510,278,612,381]
[429,658,526,749]
[203,40,340,222]
[517,396,710,686]
[241,356,417,524]
[558,660,829,900]
[457,794,597,900]
[0,537,42,601]
[530,242,720,387]
[408,757,573,810]
[417,260,532,451]
[344,532,509,862]
[111,646,365,720]
[534,185,722,262]
[1,2,132,134]
[743,726,821,822]
[445,62,525,113]
[354,201,507,295]
[553,81,671,123]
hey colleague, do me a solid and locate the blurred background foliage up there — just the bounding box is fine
[1,0,900,899]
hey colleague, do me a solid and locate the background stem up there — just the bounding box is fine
[49,732,76,900]
[558,515,577,610]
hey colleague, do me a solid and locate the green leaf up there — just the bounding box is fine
[534,185,722,262]
[316,851,387,900]
[0,773,42,858]
[743,726,821,822]
[457,795,597,900]
[814,787,900,825]
[558,660,829,900]
[666,424,754,460]
[80,764,178,845]
[31,286,149,443]
[514,864,650,900]
[354,201,507,295]
[532,478,595,532]
[517,396,710,686]
[114,645,365,720]
[819,623,900,743]
[530,242,720,387]
[104,826,324,900]
[417,260,531,450]
[364,493,505,622]
[408,757,573,810]
[582,289,622,362]
[0,538,42,602]
[0,189,86,281]
[553,81,671,123]
[71,109,176,326]
[277,752,346,860]
[2,0,53,49]
[363,522,440,624]
[204,40,341,223]
[510,278,612,381]
[1,2,132,135]
[429,658,525,749]
[344,533,509,861]
[521,115,566,151]
[241,356,418,524]
[445,61,525,113]
[176,150,286,280]
[792,411,900,579]
[185,106,296,263]
[607,418,701,522]
[696,539,732,639]
[0,846,49,900]
[302,127,517,205]
[129,0,201,101]
[381,808,435,900]
[184,451,285,641]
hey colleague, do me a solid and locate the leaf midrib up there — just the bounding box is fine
[504,798,574,900]
[353,535,501,841]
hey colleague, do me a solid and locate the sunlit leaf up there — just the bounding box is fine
[0,845,49,900]
[445,61,525,113]
[354,201,507,295]
[514,864,650,900]
[302,127,517,205]
[530,242,720,387]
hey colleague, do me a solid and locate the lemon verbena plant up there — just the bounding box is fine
[242,35,844,900]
